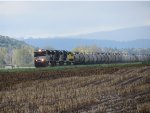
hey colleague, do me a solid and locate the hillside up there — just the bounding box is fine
[77,26,150,41]
[0,64,150,113]
[0,35,34,67]
[0,35,28,48]
[23,26,150,50]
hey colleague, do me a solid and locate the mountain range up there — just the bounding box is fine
[23,26,150,50]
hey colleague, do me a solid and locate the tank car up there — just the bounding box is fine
[95,53,101,63]
[92,53,98,64]
[74,52,84,64]
[100,53,105,63]
[84,53,90,64]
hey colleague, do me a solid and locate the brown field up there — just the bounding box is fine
[0,64,150,113]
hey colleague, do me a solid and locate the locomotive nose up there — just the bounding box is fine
[35,57,46,62]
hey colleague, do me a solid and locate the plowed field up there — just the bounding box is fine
[0,64,150,113]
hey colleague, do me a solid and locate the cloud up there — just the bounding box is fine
[0,1,150,38]
[0,2,32,16]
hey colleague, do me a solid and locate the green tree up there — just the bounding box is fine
[73,45,101,53]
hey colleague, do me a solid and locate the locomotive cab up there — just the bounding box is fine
[34,49,49,67]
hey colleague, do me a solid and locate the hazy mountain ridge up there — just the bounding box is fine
[24,38,150,50]
[23,26,150,50]
[77,26,150,41]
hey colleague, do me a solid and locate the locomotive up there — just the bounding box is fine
[34,49,150,67]
[34,49,74,67]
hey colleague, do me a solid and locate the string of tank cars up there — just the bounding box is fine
[34,49,150,67]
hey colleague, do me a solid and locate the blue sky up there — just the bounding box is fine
[0,1,150,38]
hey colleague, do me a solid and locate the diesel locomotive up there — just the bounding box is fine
[34,49,150,67]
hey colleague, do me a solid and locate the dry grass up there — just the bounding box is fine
[0,65,150,113]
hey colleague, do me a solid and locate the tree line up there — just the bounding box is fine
[0,35,34,67]
[73,45,150,55]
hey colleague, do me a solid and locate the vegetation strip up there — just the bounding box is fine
[0,62,149,73]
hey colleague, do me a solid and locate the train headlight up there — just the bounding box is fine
[38,49,42,52]
[41,59,44,62]
[35,59,38,62]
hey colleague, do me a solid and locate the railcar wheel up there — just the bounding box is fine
[35,65,39,68]
[73,62,78,65]
[50,61,55,66]
[66,61,71,65]
[59,61,64,66]
[45,62,49,67]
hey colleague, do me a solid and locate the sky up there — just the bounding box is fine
[0,1,150,39]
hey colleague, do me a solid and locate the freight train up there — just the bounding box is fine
[34,49,150,67]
